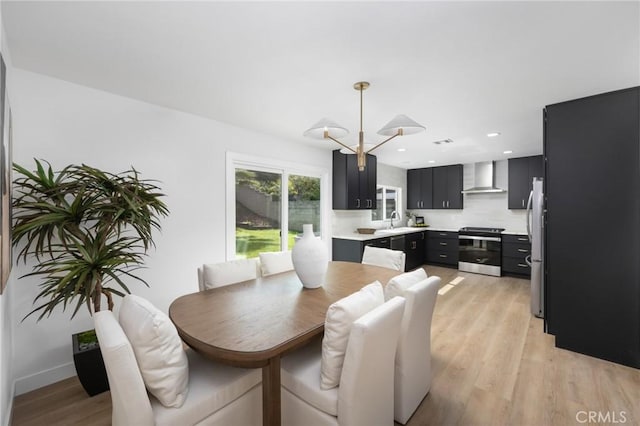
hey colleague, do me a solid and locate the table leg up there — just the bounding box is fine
[262,356,281,426]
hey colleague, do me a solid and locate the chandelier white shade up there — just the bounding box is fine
[302,118,349,139]
[304,81,426,171]
[377,114,426,136]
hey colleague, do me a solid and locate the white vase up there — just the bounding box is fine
[292,224,328,289]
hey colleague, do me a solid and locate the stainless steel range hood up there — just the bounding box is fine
[461,161,506,194]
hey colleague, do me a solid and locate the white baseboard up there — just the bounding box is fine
[14,362,75,396]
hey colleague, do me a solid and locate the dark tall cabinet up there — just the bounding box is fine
[332,150,377,210]
[544,87,640,368]
[508,155,543,209]
[406,168,433,209]
[432,165,463,209]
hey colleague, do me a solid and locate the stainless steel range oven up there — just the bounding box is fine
[458,227,505,277]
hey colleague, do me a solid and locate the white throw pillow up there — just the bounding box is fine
[320,281,384,389]
[118,294,189,408]
[385,268,428,301]
[259,251,294,276]
[202,258,259,289]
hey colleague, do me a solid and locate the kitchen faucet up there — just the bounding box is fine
[389,210,399,229]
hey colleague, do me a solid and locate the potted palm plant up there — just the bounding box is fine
[12,159,169,395]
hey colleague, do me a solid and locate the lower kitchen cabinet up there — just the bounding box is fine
[332,232,426,272]
[502,234,531,277]
[332,236,391,263]
[425,230,458,267]
[405,231,426,271]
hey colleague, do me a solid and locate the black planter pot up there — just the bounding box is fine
[72,329,110,396]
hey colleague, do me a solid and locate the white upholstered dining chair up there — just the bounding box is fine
[390,275,441,424]
[361,245,406,271]
[94,298,262,426]
[197,257,260,291]
[259,250,294,276]
[280,295,405,426]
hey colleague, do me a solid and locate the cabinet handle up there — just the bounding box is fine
[522,199,525,208]
[439,254,447,258]
[442,201,445,208]
[439,233,447,236]
[356,199,360,208]
[440,242,447,246]
[517,237,528,241]
[411,241,417,249]
[517,248,529,253]
[447,200,450,208]
[517,263,529,268]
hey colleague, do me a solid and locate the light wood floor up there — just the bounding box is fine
[12,265,640,426]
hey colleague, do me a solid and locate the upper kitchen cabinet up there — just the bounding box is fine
[508,155,543,209]
[332,150,377,210]
[433,165,463,209]
[406,168,433,209]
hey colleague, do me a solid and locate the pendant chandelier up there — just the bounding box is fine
[304,81,426,171]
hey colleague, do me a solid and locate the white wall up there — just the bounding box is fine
[9,69,332,394]
[0,8,15,425]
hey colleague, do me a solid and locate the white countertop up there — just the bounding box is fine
[502,230,528,235]
[333,227,527,241]
[333,227,454,241]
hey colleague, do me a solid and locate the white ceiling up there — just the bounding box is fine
[3,1,639,169]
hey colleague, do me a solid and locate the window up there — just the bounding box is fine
[227,153,329,259]
[372,185,401,222]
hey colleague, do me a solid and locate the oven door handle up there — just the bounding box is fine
[458,235,501,242]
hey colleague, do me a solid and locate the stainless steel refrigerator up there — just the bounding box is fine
[526,177,543,318]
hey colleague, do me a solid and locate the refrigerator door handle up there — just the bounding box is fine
[525,254,532,267]
[526,190,534,243]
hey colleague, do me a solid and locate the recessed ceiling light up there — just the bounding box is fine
[503,150,513,154]
[487,132,501,137]
[428,160,435,164]
[397,148,406,152]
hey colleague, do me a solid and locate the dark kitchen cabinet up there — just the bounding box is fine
[508,155,543,209]
[433,165,463,209]
[332,150,377,210]
[405,231,426,271]
[545,86,640,368]
[406,168,433,209]
[502,234,531,277]
[332,236,392,264]
[425,230,458,267]
[333,231,427,272]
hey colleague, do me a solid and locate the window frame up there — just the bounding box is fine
[226,152,330,260]
[371,184,403,223]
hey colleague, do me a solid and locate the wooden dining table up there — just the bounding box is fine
[168,261,401,426]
